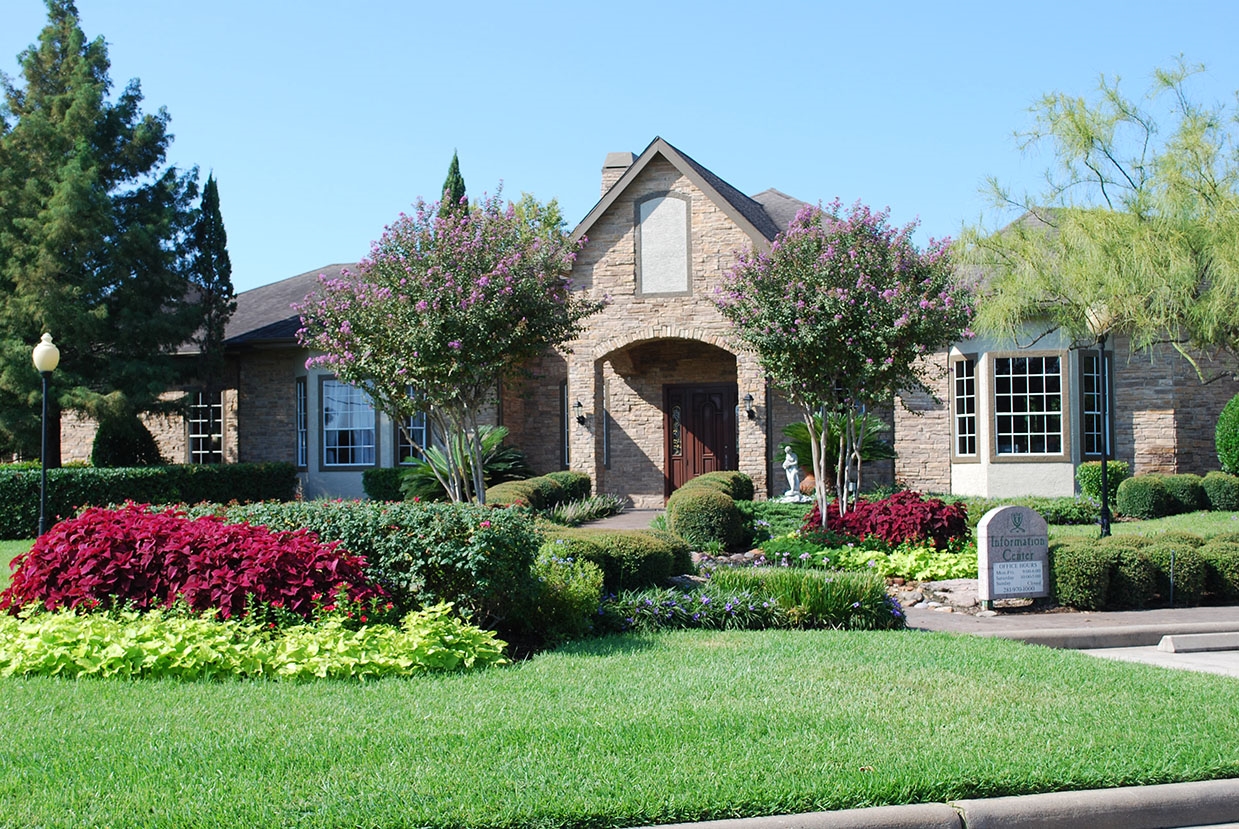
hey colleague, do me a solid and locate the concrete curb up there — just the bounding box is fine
[981,621,1239,649]
[630,779,1239,829]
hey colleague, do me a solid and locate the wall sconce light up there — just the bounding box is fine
[574,400,586,424]
[743,393,755,419]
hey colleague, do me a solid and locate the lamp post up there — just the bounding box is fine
[32,333,60,537]
[1085,307,1112,538]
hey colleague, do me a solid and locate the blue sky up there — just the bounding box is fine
[4,1,1238,293]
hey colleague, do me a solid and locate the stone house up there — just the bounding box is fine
[69,137,1239,502]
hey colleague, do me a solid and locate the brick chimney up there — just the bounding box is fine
[601,151,635,196]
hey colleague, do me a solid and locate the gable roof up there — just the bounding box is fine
[225,263,355,347]
[571,137,804,247]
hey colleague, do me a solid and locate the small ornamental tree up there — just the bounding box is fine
[717,201,974,517]
[297,189,604,503]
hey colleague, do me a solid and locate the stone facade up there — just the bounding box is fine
[236,351,300,464]
[58,388,239,465]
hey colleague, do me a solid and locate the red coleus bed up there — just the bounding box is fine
[802,490,968,550]
[1,503,382,618]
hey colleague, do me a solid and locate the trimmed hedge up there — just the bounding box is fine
[1162,474,1208,514]
[1115,475,1173,519]
[540,527,692,592]
[0,463,297,539]
[666,487,743,550]
[1052,533,1228,610]
[1050,542,1113,610]
[544,471,592,502]
[1145,543,1208,606]
[957,496,1098,529]
[1202,471,1239,511]
[362,468,404,501]
[1199,541,1239,601]
[1075,460,1130,504]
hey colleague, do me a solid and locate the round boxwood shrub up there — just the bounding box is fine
[1050,542,1112,610]
[544,471,592,502]
[1144,543,1207,606]
[1216,394,1239,474]
[1144,530,1204,548]
[1199,541,1239,601]
[1108,547,1158,609]
[1202,471,1239,511]
[540,529,687,592]
[666,487,743,550]
[1075,460,1130,504]
[1115,475,1173,519]
[1162,473,1208,514]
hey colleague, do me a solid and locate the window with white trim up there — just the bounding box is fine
[994,356,1063,455]
[188,390,223,464]
[952,358,977,457]
[295,378,308,468]
[1080,349,1111,458]
[322,379,376,466]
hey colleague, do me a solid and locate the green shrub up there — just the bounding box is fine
[1202,471,1239,511]
[1116,475,1173,519]
[398,425,533,502]
[1162,474,1208,514]
[1050,542,1112,610]
[666,487,742,550]
[600,583,786,632]
[91,414,165,467]
[1075,460,1130,504]
[676,471,754,502]
[957,496,1098,529]
[544,471,592,502]
[540,528,689,592]
[1199,542,1239,601]
[1109,547,1158,609]
[541,494,627,527]
[1142,530,1205,548]
[518,545,605,645]
[0,463,297,539]
[1216,394,1239,474]
[485,479,544,508]
[362,468,404,501]
[738,501,811,542]
[1144,543,1207,606]
[709,567,904,630]
[1096,534,1153,549]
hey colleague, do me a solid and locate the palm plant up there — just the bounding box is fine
[399,425,533,502]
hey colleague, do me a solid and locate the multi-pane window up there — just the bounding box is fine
[295,378,308,468]
[952,359,977,457]
[559,381,569,469]
[397,387,429,465]
[1081,350,1110,458]
[322,379,376,466]
[994,356,1063,455]
[188,390,223,464]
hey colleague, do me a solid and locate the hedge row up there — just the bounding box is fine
[485,471,591,510]
[539,525,693,593]
[665,472,754,550]
[1051,532,1239,610]
[0,463,298,539]
[1115,472,1239,519]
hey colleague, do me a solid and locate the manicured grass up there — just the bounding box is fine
[1051,510,1239,540]
[0,539,30,594]
[1,629,1236,828]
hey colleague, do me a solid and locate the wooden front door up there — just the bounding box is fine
[664,384,738,497]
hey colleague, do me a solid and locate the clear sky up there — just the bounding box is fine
[4,0,1238,293]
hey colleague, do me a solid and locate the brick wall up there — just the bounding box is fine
[237,350,300,463]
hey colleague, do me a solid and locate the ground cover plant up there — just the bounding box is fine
[1,629,1236,828]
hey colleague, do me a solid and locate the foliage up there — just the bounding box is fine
[1050,542,1113,610]
[297,188,604,503]
[802,490,968,550]
[1116,475,1174,519]
[1108,546,1158,609]
[738,500,814,541]
[0,463,297,539]
[0,2,209,457]
[1202,471,1239,511]
[517,547,605,645]
[1199,541,1239,601]
[544,470,592,502]
[437,151,468,219]
[666,486,743,550]
[1217,395,1239,474]
[1162,473,1208,514]
[780,412,895,482]
[539,529,691,593]
[89,412,166,467]
[963,61,1239,379]
[757,534,976,581]
[540,493,626,527]
[709,567,905,630]
[956,495,1099,529]
[1144,543,1207,606]
[187,173,236,390]
[486,471,590,511]
[399,424,533,501]
[1075,460,1130,503]
[600,585,786,633]
[717,200,973,515]
[0,603,506,680]
[0,503,380,618]
[362,467,403,501]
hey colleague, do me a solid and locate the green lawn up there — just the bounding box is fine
[1,629,1236,828]
[1051,510,1239,539]
[0,539,30,594]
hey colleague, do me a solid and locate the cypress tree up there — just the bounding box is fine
[437,151,468,218]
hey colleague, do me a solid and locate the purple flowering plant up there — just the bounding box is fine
[715,200,975,517]
[296,189,605,503]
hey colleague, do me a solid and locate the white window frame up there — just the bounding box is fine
[951,357,978,460]
[187,389,224,464]
[320,378,377,468]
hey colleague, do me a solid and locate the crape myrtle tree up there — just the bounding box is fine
[0,0,204,460]
[962,60,1239,377]
[297,188,604,504]
[717,201,975,517]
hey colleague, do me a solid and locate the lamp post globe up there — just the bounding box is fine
[32,333,60,537]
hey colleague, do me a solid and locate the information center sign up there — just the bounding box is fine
[977,506,1049,602]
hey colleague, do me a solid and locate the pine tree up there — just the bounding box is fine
[189,173,236,393]
[0,0,202,459]
[437,151,467,219]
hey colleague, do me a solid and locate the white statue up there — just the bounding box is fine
[782,446,801,496]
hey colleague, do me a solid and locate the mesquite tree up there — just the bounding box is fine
[717,201,974,516]
[297,189,603,503]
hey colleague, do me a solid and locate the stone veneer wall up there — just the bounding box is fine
[565,156,771,506]
[237,350,301,463]
[58,389,239,465]
[892,354,952,493]
[501,350,569,476]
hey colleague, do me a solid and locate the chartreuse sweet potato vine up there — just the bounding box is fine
[0,603,506,680]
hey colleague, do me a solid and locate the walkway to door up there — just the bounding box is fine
[579,509,664,531]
